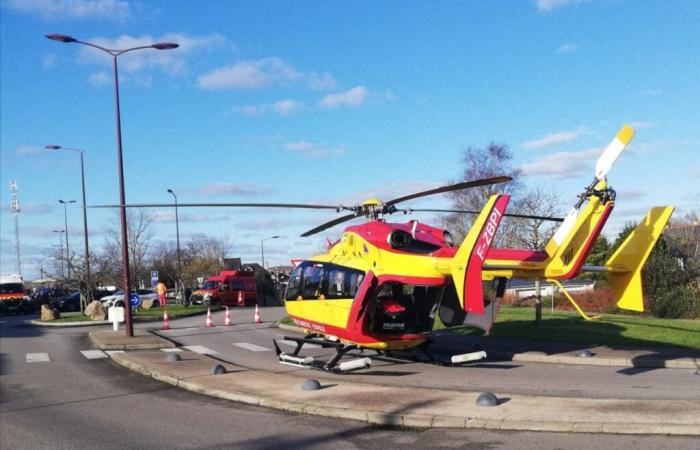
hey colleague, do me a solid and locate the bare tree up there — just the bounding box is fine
[101,210,155,288]
[442,142,523,245]
[508,186,561,250]
[182,233,233,286]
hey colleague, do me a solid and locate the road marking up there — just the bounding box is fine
[81,350,109,359]
[277,340,321,349]
[161,348,183,353]
[233,342,270,352]
[26,353,50,363]
[183,345,219,355]
[105,351,124,357]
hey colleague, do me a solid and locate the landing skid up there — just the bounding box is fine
[381,341,487,366]
[273,334,371,373]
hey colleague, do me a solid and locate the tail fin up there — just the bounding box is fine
[451,194,510,314]
[606,206,674,312]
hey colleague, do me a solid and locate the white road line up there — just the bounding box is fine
[26,353,50,363]
[81,350,109,360]
[183,345,220,355]
[105,351,124,357]
[277,340,321,349]
[161,348,183,353]
[232,342,270,352]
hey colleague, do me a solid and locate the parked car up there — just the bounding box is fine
[50,292,81,312]
[100,289,159,308]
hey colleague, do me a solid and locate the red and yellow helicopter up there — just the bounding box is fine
[100,125,673,372]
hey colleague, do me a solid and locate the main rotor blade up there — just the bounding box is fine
[407,208,564,222]
[300,213,358,237]
[384,176,512,207]
[89,202,341,210]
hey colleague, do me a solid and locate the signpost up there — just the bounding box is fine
[150,270,159,287]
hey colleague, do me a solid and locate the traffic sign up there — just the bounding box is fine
[129,293,141,308]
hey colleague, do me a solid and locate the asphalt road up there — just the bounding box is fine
[156,307,700,401]
[1,311,698,449]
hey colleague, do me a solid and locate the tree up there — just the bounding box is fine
[100,210,155,288]
[442,142,523,244]
[508,186,562,250]
[611,222,699,318]
[581,236,611,284]
[182,233,232,287]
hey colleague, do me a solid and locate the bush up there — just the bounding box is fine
[650,286,700,319]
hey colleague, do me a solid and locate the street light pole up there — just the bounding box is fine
[260,236,280,270]
[53,230,65,278]
[166,189,182,285]
[47,34,178,337]
[47,145,93,307]
[58,199,76,279]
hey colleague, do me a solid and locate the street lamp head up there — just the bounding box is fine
[152,42,179,50]
[272,235,280,239]
[46,144,61,150]
[167,189,174,194]
[46,33,77,43]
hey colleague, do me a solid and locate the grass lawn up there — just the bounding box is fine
[47,305,217,323]
[453,306,700,350]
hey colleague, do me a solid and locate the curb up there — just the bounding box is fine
[109,351,700,436]
[277,323,700,370]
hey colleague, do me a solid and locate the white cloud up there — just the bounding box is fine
[274,99,304,115]
[284,141,346,159]
[236,99,304,116]
[198,57,300,90]
[615,188,647,201]
[557,43,579,54]
[194,182,274,196]
[318,86,368,109]
[690,166,700,178]
[628,121,655,130]
[307,72,337,90]
[88,71,110,87]
[637,88,663,96]
[75,33,228,76]
[536,0,584,12]
[41,54,58,69]
[521,127,590,149]
[16,145,42,156]
[7,0,131,20]
[519,147,601,178]
[0,202,53,215]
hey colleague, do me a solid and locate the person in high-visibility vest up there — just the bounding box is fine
[156,281,167,308]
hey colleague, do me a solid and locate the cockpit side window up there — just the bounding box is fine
[284,261,365,301]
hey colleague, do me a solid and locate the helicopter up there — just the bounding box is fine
[95,124,673,372]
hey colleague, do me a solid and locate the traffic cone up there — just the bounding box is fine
[205,307,215,327]
[237,290,243,306]
[254,304,262,323]
[224,306,232,326]
[160,310,171,330]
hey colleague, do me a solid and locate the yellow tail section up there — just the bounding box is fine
[543,186,614,279]
[605,206,675,311]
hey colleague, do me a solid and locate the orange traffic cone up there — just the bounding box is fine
[160,310,171,330]
[237,290,243,306]
[224,306,232,326]
[205,307,215,327]
[254,304,262,323]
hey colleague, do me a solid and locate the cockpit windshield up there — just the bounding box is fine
[202,280,220,290]
[285,261,364,301]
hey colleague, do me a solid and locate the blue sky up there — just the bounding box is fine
[1,0,699,279]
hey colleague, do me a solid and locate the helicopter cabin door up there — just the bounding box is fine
[283,261,360,331]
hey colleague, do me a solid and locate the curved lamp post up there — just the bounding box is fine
[260,236,280,270]
[47,145,92,307]
[47,33,178,337]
